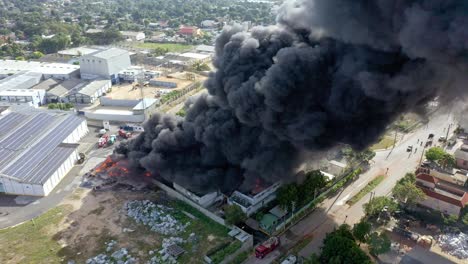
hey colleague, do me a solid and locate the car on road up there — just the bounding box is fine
[407,145,413,152]
[428,133,435,139]
[281,255,297,264]
[438,136,446,142]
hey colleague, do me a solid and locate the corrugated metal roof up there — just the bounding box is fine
[31,78,61,91]
[74,79,109,97]
[87,48,129,60]
[0,109,85,184]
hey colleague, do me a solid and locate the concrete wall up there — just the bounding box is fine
[173,182,222,208]
[84,112,144,122]
[152,179,226,226]
[80,57,110,77]
[63,119,89,144]
[419,196,461,216]
[100,97,139,107]
[0,176,44,196]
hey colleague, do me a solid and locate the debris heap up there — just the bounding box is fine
[437,232,468,259]
[125,200,189,235]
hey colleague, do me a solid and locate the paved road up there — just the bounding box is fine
[245,109,455,263]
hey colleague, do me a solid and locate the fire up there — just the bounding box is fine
[94,156,131,177]
[144,171,152,177]
[251,178,265,195]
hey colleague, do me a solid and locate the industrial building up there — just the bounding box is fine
[66,79,111,104]
[79,48,131,82]
[0,60,79,80]
[0,108,88,196]
[0,89,46,107]
[173,183,223,208]
[84,97,159,122]
[228,182,282,216]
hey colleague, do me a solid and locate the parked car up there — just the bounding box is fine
[281,255,297,264]
[438,136,447,142]
[407,145,413,152]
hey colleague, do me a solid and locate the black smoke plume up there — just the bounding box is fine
[116,0,468,194]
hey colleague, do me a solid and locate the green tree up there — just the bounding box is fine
[425,147,446,162]
[439,153,455,169]
[352,221,371,245]
[29,51,44,59]
[276,183,299,211]
[392,181,425,206]
[363,196,397,218]
[224,204,247,226]
[368,232,391,256]
[320,224,372,264]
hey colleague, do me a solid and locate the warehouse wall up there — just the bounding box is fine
[43,149,78,196]
[0,177,45,196]
[84,112,144,122]
[63,119,88,144]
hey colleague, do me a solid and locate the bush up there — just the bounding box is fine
[229,250,249,264]
[210,240,242,264]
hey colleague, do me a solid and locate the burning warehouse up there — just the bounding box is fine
[115,0,468,196]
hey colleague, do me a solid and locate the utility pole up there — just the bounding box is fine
[444,124,452,149]
[393,130,398,149]
[419,145,426,166]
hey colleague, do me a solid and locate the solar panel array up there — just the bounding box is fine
[0,113,28,140]
[0,111,85,184]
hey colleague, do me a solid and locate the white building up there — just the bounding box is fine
[0,109,88,196]
[173,182,223,208]
[0,71,43,92]
[118,66,144,82]
[228,182,282,216]
[66,79,111,104]
[120,31,145,41]
[57,47,100,58]
[0,89,46,107]
[0,60,79,80]
[79,48,131,83]
[84,97,159,122]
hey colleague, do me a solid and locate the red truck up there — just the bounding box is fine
[255,237,280,259]
[118,129,132,139]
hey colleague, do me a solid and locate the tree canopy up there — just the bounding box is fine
[392,176,425,206]
[368,232,391,256]
[320,224,372,264]
[224,204,246,226]
[352,221,371,245]
[363,196,398,218]
[425,147,455,169]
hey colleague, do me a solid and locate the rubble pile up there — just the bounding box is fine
[437,232,468,259]
[125,200,189,235]
[147,236,186,264]
[86,241,137,264]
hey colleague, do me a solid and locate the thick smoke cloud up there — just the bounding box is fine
[116,0,468,194]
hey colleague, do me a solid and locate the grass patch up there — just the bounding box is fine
[209,240,241,264]
[170,200,230,263]
[133,42,193,52]
[229,250,250,264]
[370,136,395,150]
[347,175,385,206]
[0,205,73,264]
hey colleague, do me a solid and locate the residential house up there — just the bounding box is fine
[416,173,468,216]
[120,31,145,41]
[455,144,468,170]
[178,26,202,37]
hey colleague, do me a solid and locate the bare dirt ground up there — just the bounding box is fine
[53,188,163,263]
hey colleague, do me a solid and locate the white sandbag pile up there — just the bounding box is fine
[437,232,468,259]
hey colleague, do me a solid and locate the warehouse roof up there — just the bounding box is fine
[0,109,85,184]
[0,71,43,92]
[87,48,129,60]
[58,47,100,56]
[31,78,61,91]
[47,79,85,97]
[73,79,109,97]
